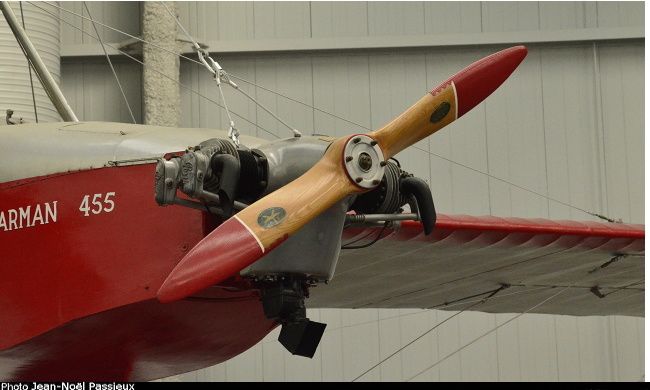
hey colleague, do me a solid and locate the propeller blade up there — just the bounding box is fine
[157,137,358,303]
[370,46,528,158]
[157,46,528,303]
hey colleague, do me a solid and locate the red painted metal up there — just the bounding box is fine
[430,46,528,118]
[0,288,276,382]
[2,161,643,380]
[0,164,277,381]
[343,214,644,252]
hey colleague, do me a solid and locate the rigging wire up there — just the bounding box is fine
[39,0,300,140]
[234,86,303,138]
[345,254,637,381]
[306,285,553,333]
[598,277,644,298]
[157,1,242,145]
[351,285,509,382]
[28,1,281,139]
[159,1,196,53]
[31,1,631,222]
[159,1,302,140]
[42,0,368,134]
[229,73,370,132]
[35,0,636,290]
[253,284,555,353]
[34,1,204,67]
[18,1,37,122]
[426,285,552,311]
[35,2,629,224]
[82,1,136,124]
[403,255,629,381]
[419,250,570,303]
[210,67,618,221]
[9,18,55,117]
[9,3,641,382]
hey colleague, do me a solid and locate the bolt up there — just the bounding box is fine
[165,178,174,188]
[370,140,378,146]
[197,171,204,181]
[346,156,353,162]
[353,137,361,143]
[355,177,363,183]
[380,161,388,167]
[358,152,373,171]
[372,179,381,185]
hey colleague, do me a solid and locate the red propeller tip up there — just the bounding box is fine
[157,216,265,303]
[157,46,529,304]
[430,46,528,118]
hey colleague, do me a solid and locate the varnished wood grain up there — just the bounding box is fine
[369,84,457,159]
[236,136,361,249]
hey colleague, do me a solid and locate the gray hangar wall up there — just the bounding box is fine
[54,1,644,382]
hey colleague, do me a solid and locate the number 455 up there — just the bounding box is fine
[79,192,116,216]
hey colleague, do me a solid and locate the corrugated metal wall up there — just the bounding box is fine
[58,1,142,123]
[175,1,644,38]
[0,1,62,123]
[55,1,644,382]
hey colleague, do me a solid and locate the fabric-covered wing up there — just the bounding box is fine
[306,214,644,317]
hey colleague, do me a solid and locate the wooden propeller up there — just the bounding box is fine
[157,46,528,303]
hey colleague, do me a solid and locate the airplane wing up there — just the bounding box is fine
[307,214,644,317]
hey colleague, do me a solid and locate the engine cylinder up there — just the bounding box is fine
[350,161,410,214]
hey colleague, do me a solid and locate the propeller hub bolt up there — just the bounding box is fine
[355,177,363,183]
[358,152,373,172]
[345,156,353,162]
[353,137,361,143]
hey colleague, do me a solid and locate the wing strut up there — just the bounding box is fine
[0,1,78,122]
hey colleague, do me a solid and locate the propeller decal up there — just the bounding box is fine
[157,46,528,303]
[429,100,452,124]
[257,207,286,229]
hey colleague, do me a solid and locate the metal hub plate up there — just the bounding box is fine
[342,134,385,189]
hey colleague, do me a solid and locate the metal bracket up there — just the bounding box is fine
[590,286,606,299]
[5,109,26,125]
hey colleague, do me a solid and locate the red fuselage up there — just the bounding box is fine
[0,161,277,381]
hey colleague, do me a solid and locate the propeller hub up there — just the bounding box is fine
[342,135,385,189]
[358,152,373,172]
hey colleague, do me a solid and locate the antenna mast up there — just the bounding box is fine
[0,1,78,122]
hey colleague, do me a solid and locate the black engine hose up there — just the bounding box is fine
[400,177,436,235]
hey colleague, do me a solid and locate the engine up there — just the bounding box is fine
[154,135,435,357]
